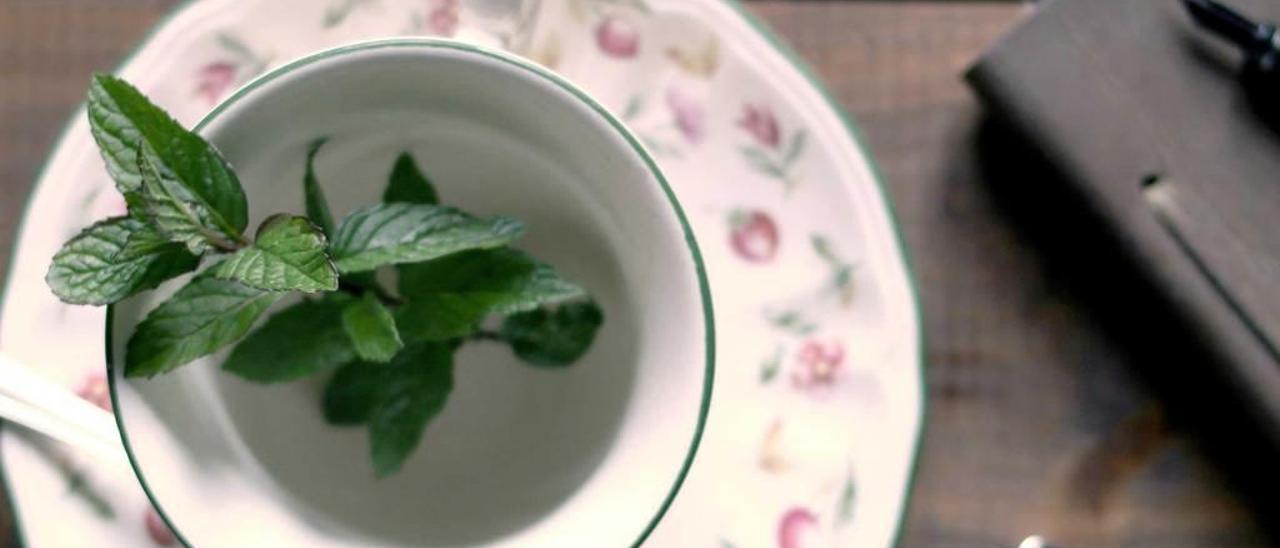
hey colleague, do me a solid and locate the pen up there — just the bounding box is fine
[1183,0,1280,83]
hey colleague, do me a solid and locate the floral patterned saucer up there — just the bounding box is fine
[0,0,922,546]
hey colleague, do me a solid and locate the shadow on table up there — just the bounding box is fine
[970,114,1280,544]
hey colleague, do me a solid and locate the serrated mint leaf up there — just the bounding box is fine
[395,249,585,342]
[46,217,199,305]
[329,203,524,273]
[303,139,336,237]
[89,75,248,238]
[136,143,234,254]
[125,267,280,378]
[212,215,338,292]
[342,292,403,363]
[500,300,604,367]
[322,361,383,426]
[383,153,439,205]
[368,342,454,478]
[222,295,355,383]
[86,75,157,207]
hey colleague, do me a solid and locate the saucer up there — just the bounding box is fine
[0,0,922,546]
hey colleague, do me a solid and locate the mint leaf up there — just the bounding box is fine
[212,215,338,292]
[368,342,454,478]
[222,295,355,383]
[329,203,524,273]
[383,153,439,205]
[46,217,199,305]
[125,267,280,377]
[136,143,238,254]
[89,74,248,238]
[395,249,585,341]
[500,301,604,367]
[303,139,336,237]
[322,361,382,425]
[341,292,403,363]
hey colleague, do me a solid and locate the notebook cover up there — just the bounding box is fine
[967,0,1280,437]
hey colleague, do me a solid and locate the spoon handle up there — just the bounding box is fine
[0,353,130,469]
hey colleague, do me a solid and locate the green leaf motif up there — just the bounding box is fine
[46,217,199,305]
[329,203,524,273]
[322,360,383,426]
[740,146,785,179]
[88,74,248,239]
[213,215,338,292]
[767,310,817,336]
[383,153,439,205]
[125,267,280,377]
[368,342,454,478]
[395,248,586,342]
[836,472,856,525]
[303,139,336,238]
[222,295,355,383]
[342,292,403,363]
[760,346,783,384]
[783,129,808,168]
[500,300,604,367]
[811,234,837,264]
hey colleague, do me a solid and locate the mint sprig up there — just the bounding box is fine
[45,217,198,305]
[341,292,404,363]
[329,203,524,274]
[125,267,281,377]
[90,75,248,244]
[212,214,338,292]
[52,74,605,476]
[221,295,356,383]
[383,152,439,205]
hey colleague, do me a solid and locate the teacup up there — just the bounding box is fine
[108,39,713,547]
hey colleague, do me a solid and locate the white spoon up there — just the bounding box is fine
[0,352,130,469]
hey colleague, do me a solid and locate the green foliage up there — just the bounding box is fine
[213,215,338,292]
[46,217,198,305]
[55,76,603,476]
[329,203,524,274]
[500,301,605,367]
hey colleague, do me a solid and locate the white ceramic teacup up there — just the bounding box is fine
[108,39,713,547]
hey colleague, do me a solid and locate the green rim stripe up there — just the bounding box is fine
[104,38,716,548]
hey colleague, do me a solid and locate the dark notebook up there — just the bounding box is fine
[968,0,1280,437]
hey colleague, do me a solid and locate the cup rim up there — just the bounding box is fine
[106,37,716,548]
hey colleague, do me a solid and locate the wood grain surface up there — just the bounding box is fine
[0,1,1273,546]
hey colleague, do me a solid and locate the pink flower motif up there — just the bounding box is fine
[196,62,238,105]
[666,88,705,144]
[778,507,819,548]
[739,104,781,149]
[595,17,639,59]
[426,0,460,37]
[792,339,845,388]
[144,507,177,546]
[729,209,779,263]
[75,372,111,412]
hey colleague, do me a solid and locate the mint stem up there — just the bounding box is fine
[206,233,243,253]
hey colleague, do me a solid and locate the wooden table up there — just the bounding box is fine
[0,1,1273,546]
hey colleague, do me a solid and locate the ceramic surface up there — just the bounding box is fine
[109,40,713,548]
